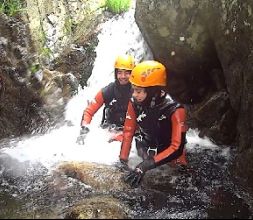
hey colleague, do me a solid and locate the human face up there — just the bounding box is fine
[132,85,147,103]
[116,69,131,85]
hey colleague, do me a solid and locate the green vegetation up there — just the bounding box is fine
[40,47,53,59]
[41,47,52,58]
[64,16,77,35]
[105,0,131,14]
[64,17,73,35]
[0,0,23,16]
[39,29,47,46]
[37,30,53,61]
[29,63,40,74]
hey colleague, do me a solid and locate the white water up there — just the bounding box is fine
[0,4,228,171]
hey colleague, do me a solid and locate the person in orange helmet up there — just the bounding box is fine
[118,60,188,188]
[76,54,135,145]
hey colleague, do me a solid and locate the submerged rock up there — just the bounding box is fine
[64,196,128,219]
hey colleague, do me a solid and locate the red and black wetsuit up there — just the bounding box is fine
[120,94,188,166]
[81,81,132,129]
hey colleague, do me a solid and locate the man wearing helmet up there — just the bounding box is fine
[76,54,135,145]
[118,60,188,188]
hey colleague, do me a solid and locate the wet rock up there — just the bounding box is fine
[187,90,237,145]
[0,75,5,99]
[56,162,128,191]
[0,14,51,139]
[52,32,99,89]
[208,187,251,219]
[25,0,104,65]
[0,4,103,140]
[36,69,78,119]
[64,196,128,219]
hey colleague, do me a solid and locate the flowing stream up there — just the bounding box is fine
[0,5,253,219]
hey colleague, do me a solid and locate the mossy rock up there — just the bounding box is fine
[64,196,128,219]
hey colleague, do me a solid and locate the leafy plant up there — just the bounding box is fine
[105,0,131,14]
[0,0,23,16]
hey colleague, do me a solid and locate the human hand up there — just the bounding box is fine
[108,133,123,143]
[76,126,90,145]
[123,158,155,188]
[123,168,144,188]
[136,158,156,173]
[114,159,129,172]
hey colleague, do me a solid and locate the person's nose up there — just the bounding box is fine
[122,73,129,79]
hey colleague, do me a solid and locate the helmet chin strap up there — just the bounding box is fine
[135,91,159,108]
[143,89,166,108]
[150,96,157,108]
[144,86,161,107]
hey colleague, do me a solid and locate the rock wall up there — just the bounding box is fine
[24,0,104,65]
[0,14,48,139]
[0,0,104,139]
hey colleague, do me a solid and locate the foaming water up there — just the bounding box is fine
[186,128,231,159]
[2,126,122,168]
[186,129,218,149]
[0,128,226,170]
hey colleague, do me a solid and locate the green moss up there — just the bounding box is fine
[64,16,76,35]
[29,63,40,74]
[40,47,53,59]
[0,0,23,16]
[105,0,131,14]
[39,30,47,47]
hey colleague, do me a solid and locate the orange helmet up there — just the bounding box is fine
[114,54,135,70]
[129,60,167,87]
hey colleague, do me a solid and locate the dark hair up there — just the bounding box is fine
[141,86,165,107]
[114,69,118,80]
